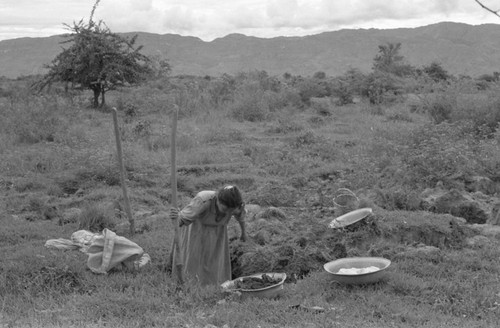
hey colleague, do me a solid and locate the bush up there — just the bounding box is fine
[7,104,66,144]
[360,72,402,105]
[310,97,331,116]
[264,89,302,111]
[295,78,329,104]
[421,82,500,136]
[452,93,500,138]
[330,79,354,105]
[230,82,269,122]
[399,122,483,187]
[428,98,453,124]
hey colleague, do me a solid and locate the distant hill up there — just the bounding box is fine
[1,22,500,79]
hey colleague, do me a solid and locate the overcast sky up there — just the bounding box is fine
[1,0,500,42]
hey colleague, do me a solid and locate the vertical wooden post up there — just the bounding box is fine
[112,107,135,235]
[170,105,183,284]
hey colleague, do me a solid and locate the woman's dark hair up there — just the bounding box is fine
[217,185,243,209]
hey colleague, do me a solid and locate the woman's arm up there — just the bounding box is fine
[170,195,208,227]
[234,203,247,242]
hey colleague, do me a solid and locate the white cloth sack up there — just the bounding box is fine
[45,229,150,274]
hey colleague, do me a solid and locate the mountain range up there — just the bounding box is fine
[1,22,500,79]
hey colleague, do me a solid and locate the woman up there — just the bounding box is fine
[170,185,247,285]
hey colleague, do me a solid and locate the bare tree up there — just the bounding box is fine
[475,0,500,18]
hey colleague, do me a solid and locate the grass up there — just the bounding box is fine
[1,76,500,327]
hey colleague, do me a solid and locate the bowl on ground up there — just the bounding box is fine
[221,272,286,299]
[324,257,391,285]
[328,208,373,229]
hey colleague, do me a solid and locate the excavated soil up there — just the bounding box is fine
[228,206,476,281]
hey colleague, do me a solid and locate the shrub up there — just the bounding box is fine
[361,72,402,105]
[421,62,450,82]
[133,120,153,138]
[428,98,453,124]
[452,93,500,138]
[206,74,236,105]
[123,103,139,122]
[399,122,483,187]
[295,78,329,105]
[8,104,66,144]
[310,97,331,116]
[264,89,301,111]
[421,82,500,136]
[330,79,354,105]
[230,82,269,122]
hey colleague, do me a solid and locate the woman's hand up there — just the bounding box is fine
[170,208,186,227]
[170,208,179,220]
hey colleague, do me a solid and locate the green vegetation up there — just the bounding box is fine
[1,32,500,327]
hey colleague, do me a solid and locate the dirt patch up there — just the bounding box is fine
[229,207,476,281]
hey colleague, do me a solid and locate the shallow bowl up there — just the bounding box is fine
[221,272,286,299]
[328,208,373,229]
[324,257,391,285]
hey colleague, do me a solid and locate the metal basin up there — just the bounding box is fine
[324,257,391,284]
[221,272,286,299]
[328,208,373,229]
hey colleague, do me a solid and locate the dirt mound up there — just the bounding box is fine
[229,207,476,281]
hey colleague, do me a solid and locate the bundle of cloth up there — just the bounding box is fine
[45,228,150,274]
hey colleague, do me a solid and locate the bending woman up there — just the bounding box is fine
[170,185,246,285]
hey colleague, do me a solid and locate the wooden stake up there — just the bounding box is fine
[170,105,184,284]
[112,107,135,235]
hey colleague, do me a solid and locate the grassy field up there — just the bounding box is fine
[1,74,500,328]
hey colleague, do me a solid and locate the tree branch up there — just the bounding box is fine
[475,0,500,18]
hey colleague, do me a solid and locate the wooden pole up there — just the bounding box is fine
[112,107,135,235]
[170,105,183,284]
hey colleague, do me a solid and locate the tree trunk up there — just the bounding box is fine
[101,89,106,107]
[92,88,100,108]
